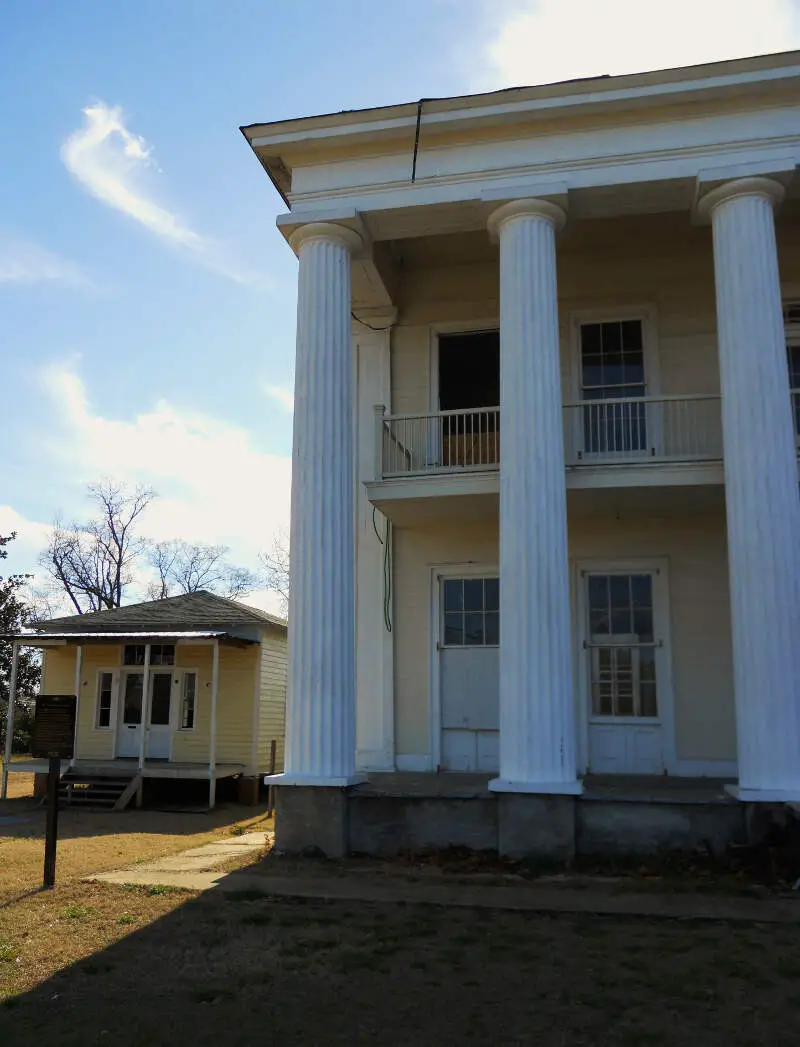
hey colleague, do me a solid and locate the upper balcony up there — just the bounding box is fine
[365,391,800,519]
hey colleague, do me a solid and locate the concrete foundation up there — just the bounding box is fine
[274,774,749,860]
[274,786,349,858]
[498,794,576,861]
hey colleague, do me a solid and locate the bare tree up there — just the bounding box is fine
[147,540,260,601]
[259,532,289,615]
[40,480,154,614]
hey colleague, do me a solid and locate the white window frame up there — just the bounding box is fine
[573,557,676,775]
[428,561,499,772]
[178,669,199,732]
[94,668,118,732]
[567,306,661,462]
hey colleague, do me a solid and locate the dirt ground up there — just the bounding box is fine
[0,772,273,903]
[2,880,800,1047]
[4,772,800,1045]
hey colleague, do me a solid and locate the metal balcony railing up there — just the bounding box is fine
[375,395,725,479]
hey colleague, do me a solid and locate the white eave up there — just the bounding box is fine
[243,50,800,154]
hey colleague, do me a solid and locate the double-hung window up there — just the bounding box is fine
[579,319,648,456]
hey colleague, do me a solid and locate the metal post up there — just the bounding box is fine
[209,639,219,809]
[43,755,60,888]
[1,642,19,799]
[137,644,151,773]
[72,644,83,763]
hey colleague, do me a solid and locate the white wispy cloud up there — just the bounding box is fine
[0,234,92,288]
[480,0,800,91]
[264,382,294,412]
[36,359,291,612]
[61,101,268,289]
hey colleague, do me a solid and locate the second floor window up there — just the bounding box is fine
[579,319,647,454]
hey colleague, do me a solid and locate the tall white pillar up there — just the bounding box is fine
[700,177,800,801]
[281,222,363,786]
[487,200,580,795]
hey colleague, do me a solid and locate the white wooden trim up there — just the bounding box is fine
[428,561,499,773]
[209,639,219,807]
[92,668,117,731]
[1,642,19,799]
[427,319,500,415]
[568,304,661,404]
[137,644,151,772]
[574,557,676,775]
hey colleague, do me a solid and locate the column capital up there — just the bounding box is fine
[697,176,785,221]
[487,198,566,243]
[288,221,363,255]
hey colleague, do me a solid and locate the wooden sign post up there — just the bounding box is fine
[31,695,77,890]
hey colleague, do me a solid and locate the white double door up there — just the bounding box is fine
[116,670,176,760]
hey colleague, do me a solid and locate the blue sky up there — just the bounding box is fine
[1,0,799,609]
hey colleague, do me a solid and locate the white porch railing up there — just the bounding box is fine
[562,394,723,466]
[376,395,725,479]
[377,405,501,477]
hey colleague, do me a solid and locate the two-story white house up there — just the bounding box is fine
[243,50,800,858]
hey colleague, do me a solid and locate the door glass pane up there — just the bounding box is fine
[444,613,463,646]
[443,580,463,612]
[150,673,172,726]
[123,674,143,724]
[463,579,484,612]
[463,613,484,646]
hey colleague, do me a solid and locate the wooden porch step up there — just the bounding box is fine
[58,771,141,811]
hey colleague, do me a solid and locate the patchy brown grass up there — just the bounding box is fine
[0,788,273,905]
[2,885,800,1046]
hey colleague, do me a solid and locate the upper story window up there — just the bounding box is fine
[123,643,175,666]
[579,320,646,402]
[578,318,648,455]
[438,331,500,413]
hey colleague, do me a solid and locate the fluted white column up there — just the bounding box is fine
[700,177,800,801]
[487,200,580,795]
[281,222,363,786]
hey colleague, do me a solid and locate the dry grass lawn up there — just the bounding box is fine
[2,884,800,1046]
[0,772,272,904]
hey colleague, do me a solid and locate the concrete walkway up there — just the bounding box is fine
[89,831,269,887]
[87,832,800,924]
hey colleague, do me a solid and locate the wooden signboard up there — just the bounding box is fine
[31,695,76,888]
[32,695,77,760]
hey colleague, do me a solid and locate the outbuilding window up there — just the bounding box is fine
[95,671,114,728]
[123,644,175,666]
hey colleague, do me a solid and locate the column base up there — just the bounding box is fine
[273,785,352,858]
[725,784,800,803]
[497,793,576,862]
[489,777,583,796]
[263,772,367,788]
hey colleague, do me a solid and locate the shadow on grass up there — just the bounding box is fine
[2,867,800,1047]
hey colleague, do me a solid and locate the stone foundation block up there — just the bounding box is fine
[274,786,348,858]
[497,793,576,862]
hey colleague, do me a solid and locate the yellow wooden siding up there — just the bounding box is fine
[392,506,735,766]
[42,645,121,760]
[41,642,264,768]
[171,644,259,768]
[257,630,288,773]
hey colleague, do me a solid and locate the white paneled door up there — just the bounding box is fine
[583,571,664,774]
[439,575,499,772]
[116,670,175,760]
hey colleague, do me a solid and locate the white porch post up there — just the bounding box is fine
[487,200,580,795]
[209,638,219,809]
[137,643,151,773]
[72,644,83,762]
[700,176,800,801]
[1,641,20,799]
[279,221,363,786]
